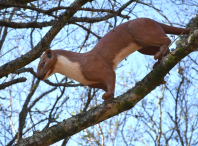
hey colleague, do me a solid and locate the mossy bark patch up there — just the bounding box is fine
[116,100,134,113]
[189,35,196,43]
[134,86,146,96]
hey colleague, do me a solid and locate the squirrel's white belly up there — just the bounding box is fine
[55,55,98,85]
[113,43,142,70]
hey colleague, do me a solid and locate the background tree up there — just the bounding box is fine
[0,0,198,146]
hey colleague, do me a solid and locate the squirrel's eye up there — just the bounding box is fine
[47,53,52,59]
[41,62,45,68]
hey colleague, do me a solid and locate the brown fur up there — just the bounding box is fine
[37,18,190,101]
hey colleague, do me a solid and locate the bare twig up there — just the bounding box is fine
[0,7,16,51]
[74,22,101,40]
[17,79,40,141]
[0,77,27,90]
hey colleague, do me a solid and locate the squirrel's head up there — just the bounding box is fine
[37,49,57,80]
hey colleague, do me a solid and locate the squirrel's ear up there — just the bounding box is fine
[45,49,52,59]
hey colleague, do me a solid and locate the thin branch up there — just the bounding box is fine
[44,79,86,87]
[74,22,101,40]
[157,97,162,146]
[117,0,136,13]
[0,7,16,51]
[0,77,27,90]
[78,23,92,52]
[17,79,40,141]
[97,124,104,146]
[0,15,116,29]
[28,87,57,110]
[0,3,58,18]
[6,134,18,146]
[43,87,66,129]
[137,1,172,25]
[0,47,17,58]
[13,67,37,76]
[174,72,185,146]
[137,1,162,12]
[61,137,70,146]
[45,6,130,16]
[0,20,56,29]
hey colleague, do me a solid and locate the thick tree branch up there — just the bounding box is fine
[15,30,198,146]
[0,0,36,4]
[0,0,94,79]
[0,0,36,10]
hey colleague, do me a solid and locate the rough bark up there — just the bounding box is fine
[0,0,37,10]
[15,30,198,146]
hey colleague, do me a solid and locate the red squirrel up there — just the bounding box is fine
[37,18,190,101]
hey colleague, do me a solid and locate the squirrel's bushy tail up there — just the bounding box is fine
[156,22,191,35]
